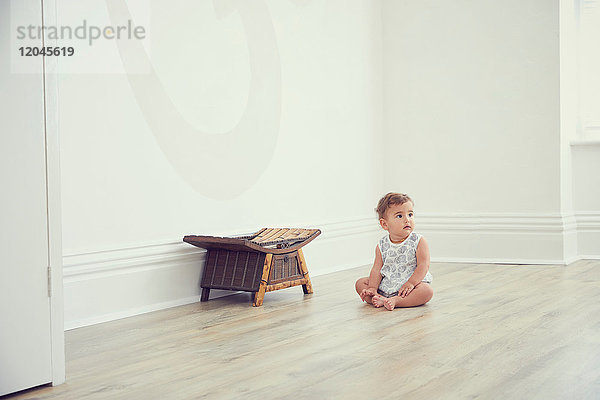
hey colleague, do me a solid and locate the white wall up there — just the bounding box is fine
[572,143,600,257]
[570,0,600,258]
[381,0,576,263]
[59,0,384,329]
[59,0,600,329]
[559,0,579,263]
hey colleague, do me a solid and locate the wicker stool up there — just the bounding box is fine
[183,228,321,306]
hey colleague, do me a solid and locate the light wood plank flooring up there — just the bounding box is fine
[5,260,600,400]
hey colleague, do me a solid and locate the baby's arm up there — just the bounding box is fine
[360,245,384,301]
[398,237,431,297]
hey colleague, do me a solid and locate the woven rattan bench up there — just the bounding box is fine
[183,228,321,306]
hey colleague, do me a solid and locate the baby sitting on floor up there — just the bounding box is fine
[355,193,433,310]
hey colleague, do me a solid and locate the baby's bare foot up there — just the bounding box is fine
[372,295,385,308]
[383,296,397,311]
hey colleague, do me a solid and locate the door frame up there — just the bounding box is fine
[42,0,65,386]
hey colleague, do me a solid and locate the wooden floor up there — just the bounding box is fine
[6,260,600,400]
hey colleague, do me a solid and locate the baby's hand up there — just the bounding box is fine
[399,282,415,298]
[360,288,376,301]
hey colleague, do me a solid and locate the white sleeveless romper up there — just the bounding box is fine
[377,232,433,297]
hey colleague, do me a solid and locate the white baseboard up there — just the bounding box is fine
[64,296,200,331]
[430,257,568,265]
[64,212,598,330]
[63,218,381,330]
[576,255,600,260]
[418,212,578,265]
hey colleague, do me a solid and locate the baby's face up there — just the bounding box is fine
[380,201,415,243]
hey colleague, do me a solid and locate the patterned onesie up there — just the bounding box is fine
[377,232,433,297]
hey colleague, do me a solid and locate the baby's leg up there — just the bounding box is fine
[355,277,369,296]
[389,283,433,309]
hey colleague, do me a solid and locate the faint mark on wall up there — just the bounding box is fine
[105,0,281,199]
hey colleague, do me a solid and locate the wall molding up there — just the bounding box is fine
[417,212,578,234]
[63,212,582,277]
[64,212,597,330]
[63,216,378,283]
[416,212,579,265]
[574,211,600,258]
[64,242,205,283]
[575,211,600,230]
[63,217,381,330]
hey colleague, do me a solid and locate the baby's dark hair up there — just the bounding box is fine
[375,192,414,219]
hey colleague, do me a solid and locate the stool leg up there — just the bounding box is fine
[253,254,272,307]
[297,249,313,294]
[201,288,210,302]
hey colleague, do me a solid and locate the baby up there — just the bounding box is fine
[355,193,433,310]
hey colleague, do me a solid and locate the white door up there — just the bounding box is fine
[0,0,54,396]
